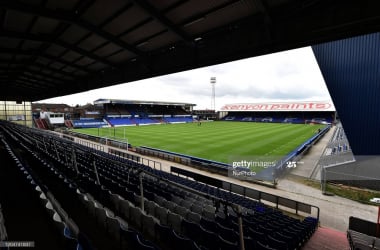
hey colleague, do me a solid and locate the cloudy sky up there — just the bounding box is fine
[38,46,332,110]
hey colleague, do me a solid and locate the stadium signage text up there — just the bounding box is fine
[221,102,332,111]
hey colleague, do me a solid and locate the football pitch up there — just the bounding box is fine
[75,121,325,164]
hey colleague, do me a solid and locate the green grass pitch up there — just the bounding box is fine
[75,121,325,164]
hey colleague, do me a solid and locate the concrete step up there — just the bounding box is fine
[303,227,350,250]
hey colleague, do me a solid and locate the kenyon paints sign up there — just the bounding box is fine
[220,102,334,112]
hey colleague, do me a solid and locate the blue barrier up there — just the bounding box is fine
[139,145,230,167]
[275,125,331,176]
[137,146,230,174]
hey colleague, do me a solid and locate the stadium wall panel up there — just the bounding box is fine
[312,33,380,156]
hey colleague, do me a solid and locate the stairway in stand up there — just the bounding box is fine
[303,226,350,250]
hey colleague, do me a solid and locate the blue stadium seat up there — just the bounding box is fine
[268,234,288,250]
[141,212,159,240]
[167,211,182,234]
[154,205,169,225]
[217,222,238,244]
[218,235,238,250]
[51,212,74,246]
[120,227,139,249]
[0,121,320,250]
[136,234,156,250]
[129,206,143,230]
[199,227,219,250]
[172,230,200,250]
[154,223,171,248]
[256,240,276,250]
[186,211,201,223]
[77,232,95,250]
[181,218,202,239]
[200,217,217,233]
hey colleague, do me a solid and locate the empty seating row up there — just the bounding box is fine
[1,137,82,250]
[7,127,237,249]
[1,121,318,250]
[77,189,161,250]
[17,136,158,250]
[35,128,314,249]
[347,230,380,250]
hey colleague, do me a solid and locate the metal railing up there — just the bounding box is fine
[171,166,320,220]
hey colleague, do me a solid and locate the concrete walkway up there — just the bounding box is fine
[63,131,379,233]
[289,126,336,180]
[276,177,378,232]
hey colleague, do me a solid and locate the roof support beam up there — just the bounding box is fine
[0,48,92,74]
[179,0,241,28]
[17,74,58,87]
[131,0,193,43]
[18,71,65,87]
[0,58,77,80]
[28,62,76,80]
[0,67,68,84]
[0,30,116,68]
[253,0,272,23]
[252,0,274,43]
[0,0,144,57]
[10,82,40,92]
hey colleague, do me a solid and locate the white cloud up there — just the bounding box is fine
[37,46,332,110]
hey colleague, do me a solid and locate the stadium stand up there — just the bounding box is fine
[105,105,122,116]
[0,120,318,249]
[106,114,192,127]
[347,230,380,250]
[223,111,333,125]
[93,99,195,127]
[328,125,350,154]
[317,123,354,169]
[0,136,73,250]
[134,118,160,125]
[346,214,380,250]
[162,117,193,123]
[107,118,136,126]
[46,100,196,128]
